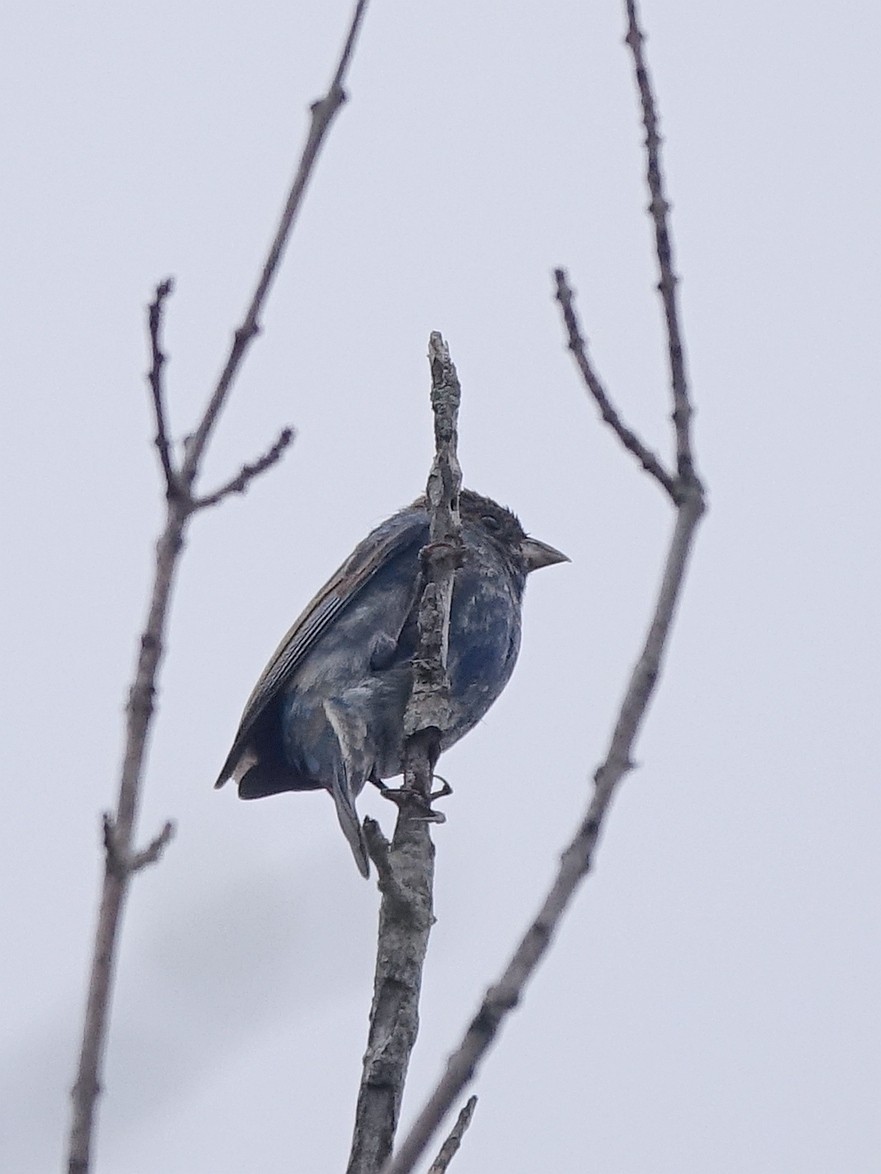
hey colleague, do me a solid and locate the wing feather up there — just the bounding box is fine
[214,507,428,787]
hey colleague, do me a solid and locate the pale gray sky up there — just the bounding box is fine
[2,2,879,1172]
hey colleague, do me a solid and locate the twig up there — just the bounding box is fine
[192,426,295,510]
[347,333,463,1174]
[146,278,178,497]
[180,0,372,488]
[129,820,176,872]
[383,4,706,1171]
[427,1096,477,1174]
[69,501,189,1174]
[624,0,696,481]
[363,818,397,892]
[102,814,176,879]
[554,268,677,500]
[65,5,373,1172]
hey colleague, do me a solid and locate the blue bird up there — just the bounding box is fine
[215,490,567,876]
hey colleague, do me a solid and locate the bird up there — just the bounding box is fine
[215,490,567,876]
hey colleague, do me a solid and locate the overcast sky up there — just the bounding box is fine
[2,2,879,1172]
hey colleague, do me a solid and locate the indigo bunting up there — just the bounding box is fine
[215,490,566,876]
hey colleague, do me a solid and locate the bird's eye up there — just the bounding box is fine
[481,514,500,532]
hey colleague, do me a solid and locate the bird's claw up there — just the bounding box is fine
[429,775,452,802]
[375,773,452,823]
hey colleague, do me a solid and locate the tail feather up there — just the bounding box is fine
[330,781,370,878]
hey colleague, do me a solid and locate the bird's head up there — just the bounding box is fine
[458,489,569,575]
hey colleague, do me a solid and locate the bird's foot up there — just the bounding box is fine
[372,773,452,823]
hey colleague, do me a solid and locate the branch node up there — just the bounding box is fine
[102,815,175,878]
[102,814,126,879]
[234,323,260,348]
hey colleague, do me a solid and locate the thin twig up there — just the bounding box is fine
[624,0,696,482]
[347,333,463,1174]
[427,1096,477,1174]
[554,268,677,500]
[146,279,178,496]
[383,4,706,1170]
[65,5,373,1172]
[193,426,295,510]
[180,0,372,488]
[130,821,176,872]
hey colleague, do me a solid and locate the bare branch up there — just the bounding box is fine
[192,426,295,510]
[427,1097,477,1174]
[554,268,677,500]
[101,813,124,878]
[69,497,192,1174]
[347,333,463,1174]
[624,0,697,482]
[146,278,178,496]
[66,5,375,1171]
[180,0,372,488]
[385,488,705,1174]
[383,5,707,1171]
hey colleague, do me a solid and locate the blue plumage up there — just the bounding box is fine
[215,490,566,876]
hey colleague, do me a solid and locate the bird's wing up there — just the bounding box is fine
[215,508,428,787]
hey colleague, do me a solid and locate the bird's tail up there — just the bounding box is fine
[330,780,370,878]
[322,697,373,878]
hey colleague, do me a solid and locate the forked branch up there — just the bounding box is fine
[382,3,706,1171]
[554,268,677,499]
[66,4,373,1172]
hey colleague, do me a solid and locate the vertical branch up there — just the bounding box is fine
[65,4,374,1171]
[347,333,463,1174]
[624,0,695,481]
[68,501,186,1174]
[405,332,464,750]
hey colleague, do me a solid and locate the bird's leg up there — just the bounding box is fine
[371,770,450,824]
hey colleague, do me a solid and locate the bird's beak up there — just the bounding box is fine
[520,537,569,573]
